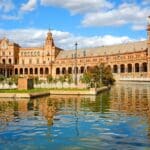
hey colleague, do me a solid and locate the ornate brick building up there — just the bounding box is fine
[0,18,150,81]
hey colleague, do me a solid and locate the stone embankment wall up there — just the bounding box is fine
[0,82,86,89]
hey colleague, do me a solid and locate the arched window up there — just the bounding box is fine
[2,59,5,64]
[113,65,118,73]
[40,68,43,74]
[15,68,18,75]
[80,66,84,74]
[25,68,28,74]
[68,67,72,74]
[9,59,11,64]
[45,68,49,74]
[35,68,38,74]
[135,63,139,72]
[30,68,33,74]
[20,68,23,74]
[56,68,60,75]
[120,64,125,73]
[127,64,132,73]
[62,67,66,74]
[142,62,147,72]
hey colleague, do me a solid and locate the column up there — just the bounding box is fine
[139,63,143,72]
[132,63,135,77]
[118,64,120,74]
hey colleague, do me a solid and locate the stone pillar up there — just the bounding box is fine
[60,68,62,75]
[139,63,143,72]
[22,68,24,75]
[132,64,134,78]
[118,64,120,74]
[125,64,127,73]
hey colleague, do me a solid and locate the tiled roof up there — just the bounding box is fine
[56,40,147,59]
[20,47,43,51]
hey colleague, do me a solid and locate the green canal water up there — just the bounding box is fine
[0,84,150,150]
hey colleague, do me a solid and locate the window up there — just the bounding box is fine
[37,59,39,64]
[15,59,17,64]
[22,59,24,65]
[9,59,11,64]
[2,59,5,64]
[29,59,32,64]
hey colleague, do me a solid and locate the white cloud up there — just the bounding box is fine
[142,0,150,5]
[0,0,14,12]
[21,0,37,12]
[41,0,113,15]
[82,3,149,30]
[1,14,20,20]
[0,28,139,50]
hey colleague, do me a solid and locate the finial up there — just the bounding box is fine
[48,25,51,32]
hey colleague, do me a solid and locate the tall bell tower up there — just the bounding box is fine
[44,30,56,62]
[45,30,54,48]
[147,16,150,76]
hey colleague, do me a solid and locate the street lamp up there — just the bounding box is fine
[83,50,86,73]
[5,55,8,78]
[74,42,78,86]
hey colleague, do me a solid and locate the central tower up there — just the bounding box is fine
[44,30,56,62]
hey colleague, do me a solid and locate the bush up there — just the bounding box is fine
[10,75,19,85]
[80,64,115,87]
[0,75,5,82]
[47,75,53,83]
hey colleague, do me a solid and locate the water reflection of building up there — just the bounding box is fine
[0,98,55,126]
[110,84,150,120]
[0,95,97,126]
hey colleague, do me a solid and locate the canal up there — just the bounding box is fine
[0,83,150,150]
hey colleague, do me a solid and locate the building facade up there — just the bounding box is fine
[0,20,150,81]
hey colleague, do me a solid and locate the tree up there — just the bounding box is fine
[10,75,19,85]
[0,75,5,82]
[58,75,66,88]
[80,64,115,88]
[8,80,13,88]
[65,74,73,87]
[52,78,58,88]
[47,75,53,83]
[80,72,92,88]
[102,65,115,85]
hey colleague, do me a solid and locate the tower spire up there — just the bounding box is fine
[45,27,54,47]
[48,25,51,33]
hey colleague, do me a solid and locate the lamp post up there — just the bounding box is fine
[5,55,8,78]
[74,42,78,86]
[72,53,74,80]
[83,50,86,73]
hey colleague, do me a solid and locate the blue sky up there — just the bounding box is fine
[0,0,149,49]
